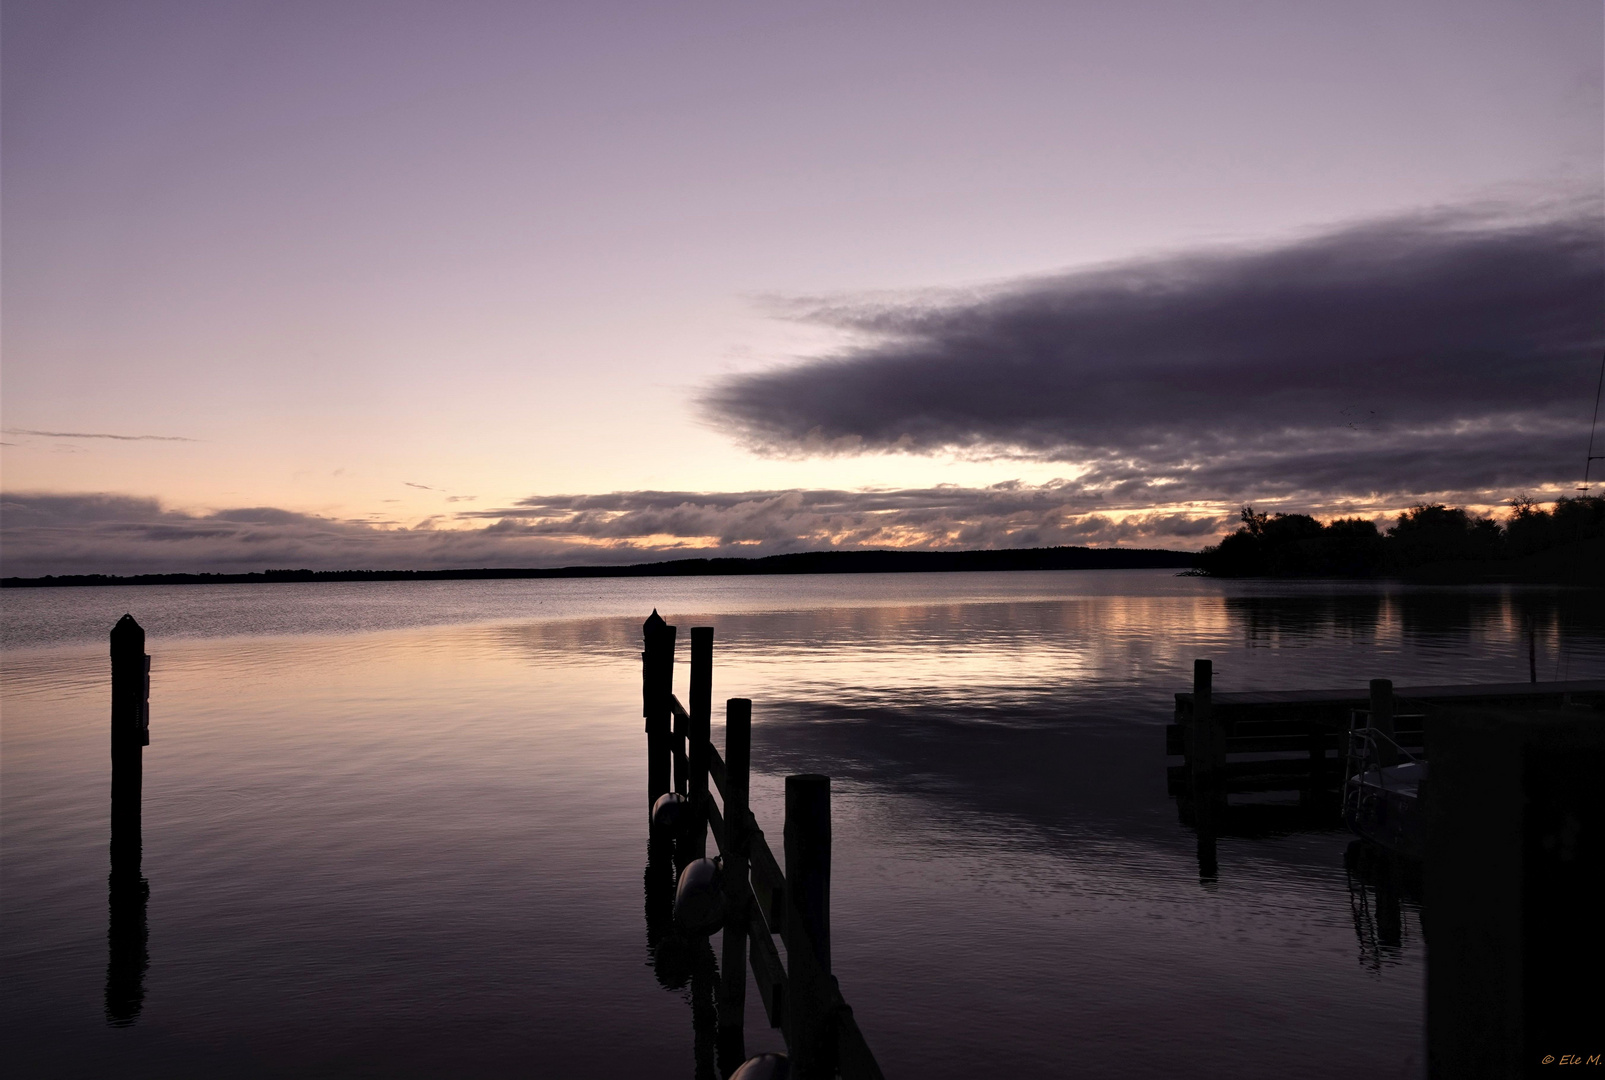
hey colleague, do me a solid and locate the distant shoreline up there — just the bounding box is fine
[0,545,1200,588]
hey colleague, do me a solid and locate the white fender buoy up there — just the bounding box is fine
[730,1053,789,1080]
[651,791,688,833]
[673,856,725,934]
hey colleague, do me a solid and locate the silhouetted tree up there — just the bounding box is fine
[1386,505,1500,568]
[1319,517,1386,576]
[1197,507,1378,577]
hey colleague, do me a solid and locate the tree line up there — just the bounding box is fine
[1196,495,1605,578]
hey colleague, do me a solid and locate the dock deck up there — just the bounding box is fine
[1165,675,1605,803]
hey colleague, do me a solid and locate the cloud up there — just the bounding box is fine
[0,487,1214,576]
[704,206,1605,509]
[403,481,440,491]
[3,428,197,441]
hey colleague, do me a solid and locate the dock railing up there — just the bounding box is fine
[642,611,883,1080]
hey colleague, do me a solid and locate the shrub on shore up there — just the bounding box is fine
[1195,495,1604,577]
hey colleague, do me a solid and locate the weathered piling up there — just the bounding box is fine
[688,627,714,860]
[719,697,752,1068]
[106,614,150,1027]
[784,774,833,1078]
[110,614,149,774]
[1369,678,1397,768]
[1188,660,1223,816]
[642,612,677,815]
[109,614,148,862]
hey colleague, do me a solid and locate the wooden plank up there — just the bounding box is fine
[706,797,725,856]
[1178,679,1604,709]
[1166,725,1424,756]
[748,901,786,1028]
[668,694,690,722]
[1167,761,1353,795]
[747,820,786,933]
[709,745,727,800]
[836,999,884,1080]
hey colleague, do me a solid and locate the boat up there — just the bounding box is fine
[1342,723,1427,858]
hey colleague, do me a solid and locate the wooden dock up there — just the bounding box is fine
[642,612,882,1080]
[1166,662,1605,813]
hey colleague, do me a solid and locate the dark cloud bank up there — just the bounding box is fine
[6,206,1600,576]
[0,488,1214,577]
[706,208,1605,509]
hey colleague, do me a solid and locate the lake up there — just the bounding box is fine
[3,570,1601,1078]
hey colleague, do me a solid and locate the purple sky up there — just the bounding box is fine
[3,1,1601,574]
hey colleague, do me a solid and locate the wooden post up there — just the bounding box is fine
[1370,678,1397,768]
[784,774,833,1078]
[110,614,148,836]
[1528,627,1537,684]
[1304,725,1328,806]
[643,612,677,816]
[107,614,150,1026]
[688,627,713,859]
[719,698,752,1070]
[1189,660,1222,814]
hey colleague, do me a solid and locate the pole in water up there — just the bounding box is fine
[688,627,713,860]
[107,614,150,1026]
[784,774,833,1078]
[1369,678,1397,769]
[642,612,677,817]
[719,698,753,1071]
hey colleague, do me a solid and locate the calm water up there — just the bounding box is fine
[3,571,1601,1078]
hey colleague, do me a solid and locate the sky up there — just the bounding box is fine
[3,0,1602,575]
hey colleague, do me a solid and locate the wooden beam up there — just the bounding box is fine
[748,900,786,1028]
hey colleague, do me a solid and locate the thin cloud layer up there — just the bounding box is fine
[706,208,1605,507]
[3,428,197,441]
[0,488,1215,577]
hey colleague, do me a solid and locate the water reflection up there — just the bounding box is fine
[7,575,1602,1077]
[1228,593,1386,646]
[1344,840,1423,970]
[643,836,722,1079]
[1226,587,1605,660]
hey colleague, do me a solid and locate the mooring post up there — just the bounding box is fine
[1304,724,1327,807]
[1370,678,1397,768]
[784,774,833,1078]
[719,697,752,1069]
[643,612,677,816]
[1189,660,1223,813]
[688,627,714,860]
[107,614,150,1027]
[110,614,149,823]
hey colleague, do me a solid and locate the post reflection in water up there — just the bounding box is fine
[643,836,722,1080]
[1344,839,1423,969]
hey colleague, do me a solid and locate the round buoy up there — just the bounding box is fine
[651,791,688,833]
[730,1053,790,1080]
[673,857,725,935]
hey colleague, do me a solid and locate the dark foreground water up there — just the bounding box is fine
[3,570,1601,1078]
